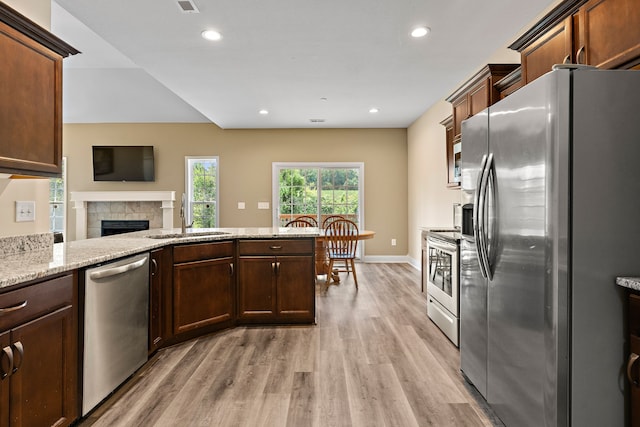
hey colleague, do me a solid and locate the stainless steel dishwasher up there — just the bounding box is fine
[82,252,149,416]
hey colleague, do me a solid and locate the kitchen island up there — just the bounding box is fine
[0,228,318,426]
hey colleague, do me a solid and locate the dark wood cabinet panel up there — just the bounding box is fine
[237,257,277,321]
[452,97,468,139]
[275,256,315,320]
[0,273,77,427]
[10,306,76,427]
[511,0,640,85]
[238,239,315,324]
[0,3,78,177]
[631,334,640,427]
[577,0,640,69]
[440,116,459,188]
[173,256,235,335]
[520,17,574,84]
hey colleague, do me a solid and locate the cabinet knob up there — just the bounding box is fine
[628,352,640,387]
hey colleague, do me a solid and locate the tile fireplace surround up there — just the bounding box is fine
[70,191,175,240]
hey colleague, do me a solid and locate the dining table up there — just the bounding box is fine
[314,229,375,283]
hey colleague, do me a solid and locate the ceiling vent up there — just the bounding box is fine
[309,119,326,123]
[177,0,199,13]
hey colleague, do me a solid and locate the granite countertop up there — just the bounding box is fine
[616,277,640,291]
[0,227,319,289]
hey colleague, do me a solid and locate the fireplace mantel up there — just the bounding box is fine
[70,191,175,240]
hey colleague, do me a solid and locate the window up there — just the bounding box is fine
[49,157,66,235]
[185,157,219,228]
[273,163,364,227]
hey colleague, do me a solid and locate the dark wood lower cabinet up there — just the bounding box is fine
[237,239,315,324]
[149,247,172,354]
[0,274,77,427]
[172,241,235,337]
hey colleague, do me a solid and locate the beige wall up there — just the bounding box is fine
[63,123,408,257]
[0,0,52,238]
[406,0,564,265]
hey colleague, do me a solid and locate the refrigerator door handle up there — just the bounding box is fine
[478,153,494,280]
[474,154,489,279]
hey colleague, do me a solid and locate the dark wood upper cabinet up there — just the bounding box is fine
[510,0,640,85]
[446,64,519,139]
[444,64,518,189]
[0,3,78,177]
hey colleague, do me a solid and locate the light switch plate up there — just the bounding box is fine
[16,201,35,222]
[257,202,270,209]
[237,202,246,209]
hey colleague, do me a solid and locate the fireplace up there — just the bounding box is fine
[70,191,175,240]
[101,220,150,236]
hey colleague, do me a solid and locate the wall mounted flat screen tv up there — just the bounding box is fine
[92,146,155,182]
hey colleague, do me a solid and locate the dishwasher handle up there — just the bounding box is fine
[89,257,147,280]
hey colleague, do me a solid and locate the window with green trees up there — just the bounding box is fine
[49,158,66,234]
[186,157,218,228]
[274,163,363,227]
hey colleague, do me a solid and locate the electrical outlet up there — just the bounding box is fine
[237,202,245,209]
[391,238,397,246]
[16,201,35,222]
[258,202,270,209]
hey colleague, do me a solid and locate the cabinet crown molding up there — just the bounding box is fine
[0,1,79,56]
[508,0,588,51]
[445,64,519,103]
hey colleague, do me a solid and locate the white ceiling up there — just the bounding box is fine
[51,0,556,129]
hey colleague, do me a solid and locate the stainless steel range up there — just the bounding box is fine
[424,228,460,346]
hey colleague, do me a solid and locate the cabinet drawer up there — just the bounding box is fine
[173,241,234,264]
[239,239,313,256]
[0,274,74,332]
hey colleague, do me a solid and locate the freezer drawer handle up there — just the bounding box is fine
[0,300,27,314]
[89,257,148,280]
[628,352,640,386]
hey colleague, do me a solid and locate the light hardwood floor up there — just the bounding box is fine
[79,263,502,427]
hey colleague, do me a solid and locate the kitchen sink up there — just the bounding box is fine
[146,231,230,239]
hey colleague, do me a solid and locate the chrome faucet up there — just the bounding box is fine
[180,193,194,234]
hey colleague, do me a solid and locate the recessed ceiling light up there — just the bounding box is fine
[201,30,222,41]
[369,108,379,114]
[259,109,269,115]
[411,26,430,38]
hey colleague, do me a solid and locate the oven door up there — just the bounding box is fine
[426,236,459,317]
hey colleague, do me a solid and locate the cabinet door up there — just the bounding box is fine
[0,331,9,427]
[631,334,640,427]
[468,81,489,117]
[521,16,574,84]
[237,257,277,321]
[10,306,77,427]
[452,96,468,138]
[0,21,63,177]
[577,0,640,69]
[275,256,315,322]
[173,257,235,334]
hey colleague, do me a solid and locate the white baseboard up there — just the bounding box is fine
[361,255,410,264]
[407,257,421,271]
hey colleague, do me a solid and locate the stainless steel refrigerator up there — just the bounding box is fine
[460,66,640,427]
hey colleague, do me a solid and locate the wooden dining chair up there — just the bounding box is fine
[284,218,315,228]
[321,215,345,229]
[324,219,359,288]
[295,215,318,227]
